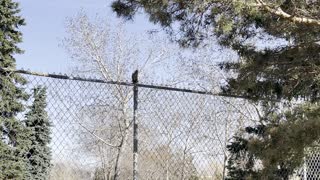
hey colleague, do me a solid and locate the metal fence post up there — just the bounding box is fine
[132,70,139,180]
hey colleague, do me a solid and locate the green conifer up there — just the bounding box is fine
[0,0,30,179]
[25,87,52,179]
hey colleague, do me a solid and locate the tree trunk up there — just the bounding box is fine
[113,131,128,180]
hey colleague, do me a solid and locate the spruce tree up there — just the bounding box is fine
[25,86,52,180]
[0,0,30,179]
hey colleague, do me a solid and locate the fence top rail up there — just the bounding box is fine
[0,67,279,102]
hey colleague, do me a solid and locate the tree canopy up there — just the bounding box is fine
[25,87,52,180]
[111,0,320,178]
[0,0,31,179]
[111,0,320,100]
[111,0,319,46]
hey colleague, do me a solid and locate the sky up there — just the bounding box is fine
[15,0,159,73]
[13,0,239,89]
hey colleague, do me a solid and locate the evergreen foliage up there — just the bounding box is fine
[111,0,320,47]
[227,103,320,179]
[110,0,320,101]
[110,0,320,178]
[25,87,52,180]
[0,0,31,179]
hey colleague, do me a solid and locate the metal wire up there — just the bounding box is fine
[2,68,314,180]
[11,70,249,179]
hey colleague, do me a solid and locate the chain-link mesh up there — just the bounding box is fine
[4,71,317,180]
[137,87,249,179]
[21,74,136,180]
[299,145,320,179]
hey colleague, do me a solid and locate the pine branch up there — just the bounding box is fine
[254,0,320,26]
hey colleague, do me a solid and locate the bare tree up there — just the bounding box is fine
[175,42,262,178]
[61,10,262,180]
[50,161,92,180]
[137,90,229,179]
[62,11,178,180]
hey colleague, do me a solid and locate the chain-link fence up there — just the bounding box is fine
[13,70,252,180]
[8,70,318,180]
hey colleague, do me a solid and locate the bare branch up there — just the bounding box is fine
[76,116,120,148]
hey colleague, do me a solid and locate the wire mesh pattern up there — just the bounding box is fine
[14,73,249,180]
[18,72,253,180]
[1,65,320,180]
[137,88,248,179]
[11,72,316,180]
[299,145,320,179]
[22,74,135,180]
